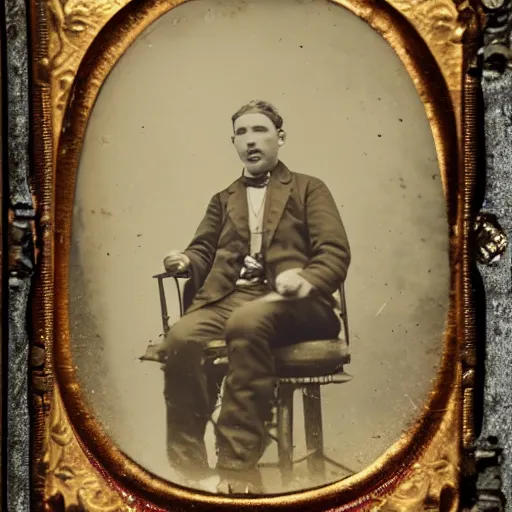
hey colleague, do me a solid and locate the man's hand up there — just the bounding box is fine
[163,250,190,275]
[275,268,314,299]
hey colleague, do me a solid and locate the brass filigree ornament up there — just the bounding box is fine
[385,0,468,80]
[376,462,455,512]
[46,0,130,143]
[30,0,483,510]
[43,389,129,511]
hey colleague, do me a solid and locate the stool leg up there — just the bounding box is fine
[303,385,326,482]
[277,383,294,487]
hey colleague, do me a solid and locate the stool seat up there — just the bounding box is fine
[275,339,350,377]
[204,338,350,378]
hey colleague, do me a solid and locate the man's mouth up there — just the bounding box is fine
[247,149,262,162]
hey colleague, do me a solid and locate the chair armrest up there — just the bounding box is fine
[152,270,191,280]
[152,270,191,330]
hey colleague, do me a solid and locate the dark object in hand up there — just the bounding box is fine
[239,253,266,282]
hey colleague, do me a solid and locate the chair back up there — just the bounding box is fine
[152,271,188,333]
[338,282,350,346]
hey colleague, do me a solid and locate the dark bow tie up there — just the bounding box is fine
[242,172,270,188]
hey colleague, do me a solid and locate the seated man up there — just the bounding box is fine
[161,100,350,494]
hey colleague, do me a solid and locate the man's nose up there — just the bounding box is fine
[247,140,256,148]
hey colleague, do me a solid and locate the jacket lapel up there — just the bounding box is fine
[226,177,250,242]
[262,161,293,251]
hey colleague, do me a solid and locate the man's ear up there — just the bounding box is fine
[231,136,235,144]
[278,129,286,146]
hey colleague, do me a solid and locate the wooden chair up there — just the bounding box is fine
[140,271,355,486]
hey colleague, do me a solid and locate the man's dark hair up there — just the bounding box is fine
[231,100,284,130]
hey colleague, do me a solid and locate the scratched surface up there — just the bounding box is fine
[479,65,512,508]
[69,0,450,493]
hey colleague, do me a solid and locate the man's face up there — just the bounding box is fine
[232,113,283,175]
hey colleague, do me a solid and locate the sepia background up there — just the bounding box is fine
[69,0,450,494]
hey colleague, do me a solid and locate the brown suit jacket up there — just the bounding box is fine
[183,161,350,313]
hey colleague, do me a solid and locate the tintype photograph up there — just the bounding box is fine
[67,0,449,497]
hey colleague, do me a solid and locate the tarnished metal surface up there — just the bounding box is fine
[5,0,32,208]
[5,0,34,510]
[7,279,32,512]
[477,22,512,509]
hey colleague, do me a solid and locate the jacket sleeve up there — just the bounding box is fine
[299,179,351,295]
[183,193,223,287]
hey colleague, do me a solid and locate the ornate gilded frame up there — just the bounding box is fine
[5,0,510,510]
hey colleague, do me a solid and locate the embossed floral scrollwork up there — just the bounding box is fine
[43,390,127,511]
[374,460,456,512]
[77,476,128,512]
[47,0,128,113]
[389,0,467,43]
[386,0,474,92]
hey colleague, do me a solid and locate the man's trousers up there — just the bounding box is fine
[162,285,340,483]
